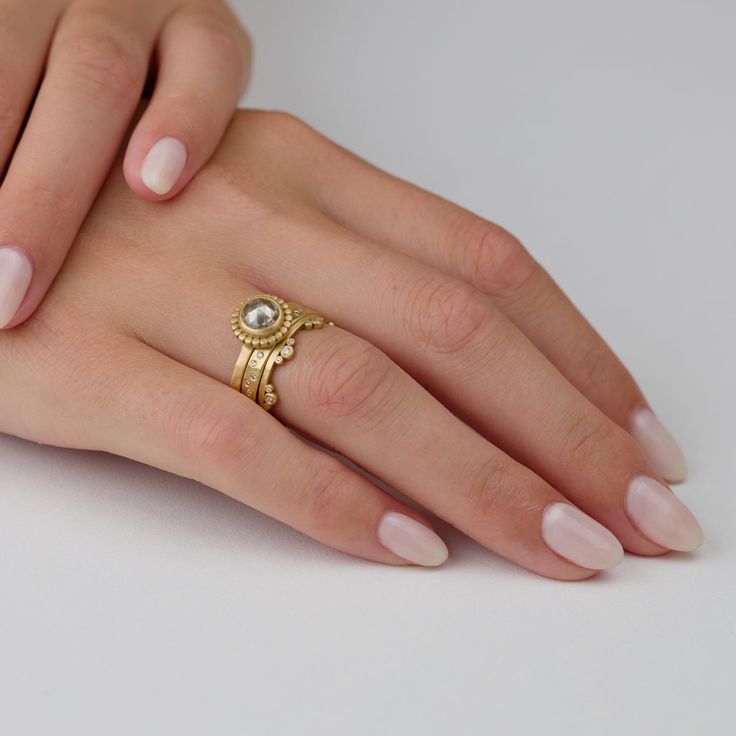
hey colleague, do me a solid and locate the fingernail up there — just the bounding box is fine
[377,511,449,567]
[141,137,187,195]
[542,502,624,570]
[631,408,687,482]
[0,246,33,328]
[625,476,704,552]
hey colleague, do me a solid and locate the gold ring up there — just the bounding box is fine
[230,294,332,410]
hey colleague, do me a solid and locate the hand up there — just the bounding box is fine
[0,0,250,329]
[0,110,703,579]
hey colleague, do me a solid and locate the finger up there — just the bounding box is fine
[87,338,448,568]
[221,213,703,556]
[124,4,251,199]
[274,329,625,578]
[127,275,626,580]
[0,0,63,174]
[0,1,167,329]
[294,138,688,482]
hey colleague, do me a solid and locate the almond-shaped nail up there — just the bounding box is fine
[625,476,703,552]
[542,502,624,570]
[377,511,448,567]
[141,137,187,195]
[0,246,33,328]
[631,408,687,482]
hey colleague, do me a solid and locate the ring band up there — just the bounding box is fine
[230,294,332,410]
[239,303,313,401]
[256,311,324,409]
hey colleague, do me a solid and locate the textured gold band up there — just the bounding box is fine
[230,295,332,411]
[256,311,328,410]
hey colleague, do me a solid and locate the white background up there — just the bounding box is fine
[1,1,734,734]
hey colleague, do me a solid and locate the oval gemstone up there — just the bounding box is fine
[242,298,279,330]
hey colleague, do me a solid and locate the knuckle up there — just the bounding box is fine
[559,412,617,465]
[577,341,639,407]
[300,331,394,423]
[0,68,19,136]
[238,109,314,148]
[462,459,540,520]
[59,24,145,102]
[452,215,539,301]
[194,15,247,72]
[403,269,489,355]
[176,399,256,472]
[162,90,222,137]
[259,110,311,138]
[298,459,348,529]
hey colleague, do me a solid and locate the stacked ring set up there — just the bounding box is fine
[230,294,331,410]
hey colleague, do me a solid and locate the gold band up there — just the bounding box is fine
[230,344,254,391]
[256,311,326,410]
[230,295,332,411]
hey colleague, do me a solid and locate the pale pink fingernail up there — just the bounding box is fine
[631,408,688,482]
[141,137,187,195]
[0,246,33,328]
[377,511,449,567]
[542,502,624,570]
[625,476,703,552]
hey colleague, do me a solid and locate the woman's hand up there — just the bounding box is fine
[0,110,702,578]
[0,0,250,329]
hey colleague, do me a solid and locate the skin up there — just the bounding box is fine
[0,0,250,327]
[0,110,687,579]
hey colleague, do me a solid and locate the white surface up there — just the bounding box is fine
[1,1,734,733]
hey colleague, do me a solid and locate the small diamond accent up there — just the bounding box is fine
[281,345,294,359]
[250,372,257,381]
[275,355,283,364]
[250,360,257,367]
[286,338,295,345]
[265,384,274,393]
[257,351,264,358]
[265,394,276,405]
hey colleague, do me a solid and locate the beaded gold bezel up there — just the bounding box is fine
[230,294,294,347]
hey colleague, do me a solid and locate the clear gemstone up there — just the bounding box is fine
[257,351,264,358]
[286,338,295,345]
[250,360,257,367]
[281,345,294,359]
[275,356,283,364]
[242,298,279,330]
[250,372,257,381]
[265,394,276,405]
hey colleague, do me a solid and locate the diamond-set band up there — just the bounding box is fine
[230,294,331,411]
